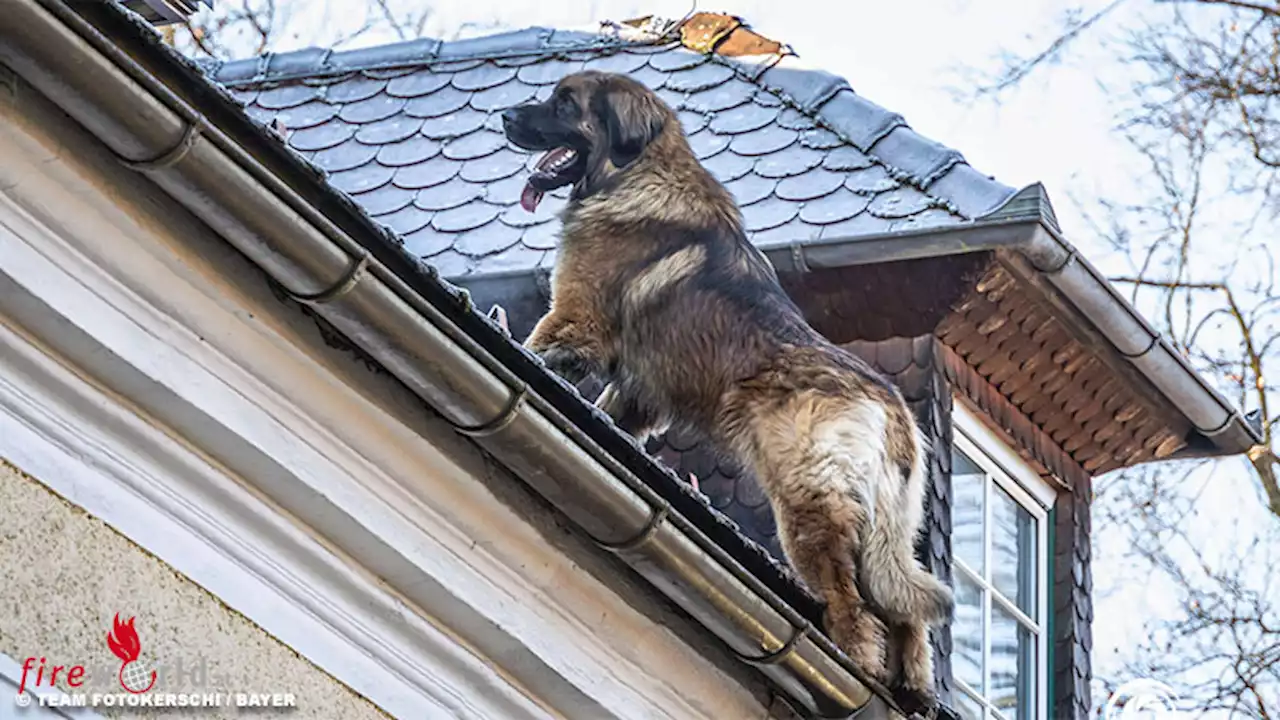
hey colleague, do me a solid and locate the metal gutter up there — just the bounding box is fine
[0,1,885,717]
[763,186,1261,459]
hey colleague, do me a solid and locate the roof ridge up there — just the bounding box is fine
[705,49,1013,218]
[206,26,662,87]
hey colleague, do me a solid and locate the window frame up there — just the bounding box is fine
[950,400,1056,720]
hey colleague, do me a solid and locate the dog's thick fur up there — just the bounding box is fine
[502,71,954,693]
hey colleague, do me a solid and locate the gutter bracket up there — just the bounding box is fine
[120,120,202,172]
[736,618,811,667]
[598,502,669,552]
[453,384,526,438]
[789,242,811,274]
[288,250,370,305]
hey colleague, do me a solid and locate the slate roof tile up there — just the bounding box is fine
[386,69,451,98]
[355,115,423,145]
[798,188,872,225]
[337,92,406,123]
[392,155,459,189]
[725,173,776,207]
[354,183,415,215]
[215,18,1015,337]
[257,82,322,110]
[328,161,394,194]
[312,137,378,172]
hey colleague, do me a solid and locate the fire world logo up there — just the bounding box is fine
[106,614,157,694]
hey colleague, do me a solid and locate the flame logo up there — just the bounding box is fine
[106,614,156,694]
[1103,679,1182,720]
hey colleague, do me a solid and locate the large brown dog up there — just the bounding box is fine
[501,71,953,694]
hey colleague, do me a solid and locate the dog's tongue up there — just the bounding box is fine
[520,184,544,213]
[520,147,574,213]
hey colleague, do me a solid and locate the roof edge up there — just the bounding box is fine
[766,183,1261,458]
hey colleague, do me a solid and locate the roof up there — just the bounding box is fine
[203,15,1016,281]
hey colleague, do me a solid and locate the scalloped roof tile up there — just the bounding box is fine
[206,14,1015,282]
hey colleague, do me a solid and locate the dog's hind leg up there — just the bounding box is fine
[771,481,888,682]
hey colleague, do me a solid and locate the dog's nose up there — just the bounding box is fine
[501,108,519,127]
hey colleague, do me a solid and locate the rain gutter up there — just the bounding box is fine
[0,0,887,717]
[762,192,1261,459]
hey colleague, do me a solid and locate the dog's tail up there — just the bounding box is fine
[857,424,955,627]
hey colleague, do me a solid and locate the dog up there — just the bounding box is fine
[501,71,954,696]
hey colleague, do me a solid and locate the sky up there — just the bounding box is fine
[213,0,1276,712]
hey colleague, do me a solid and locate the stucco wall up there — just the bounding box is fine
[0,458,388,719]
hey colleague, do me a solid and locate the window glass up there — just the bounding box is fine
[950,441,1045,720]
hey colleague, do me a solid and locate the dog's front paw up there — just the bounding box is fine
[538,344,595,385]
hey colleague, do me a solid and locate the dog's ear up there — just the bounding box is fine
[592,79,666,169]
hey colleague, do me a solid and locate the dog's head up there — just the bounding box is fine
[502,71,673,211]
